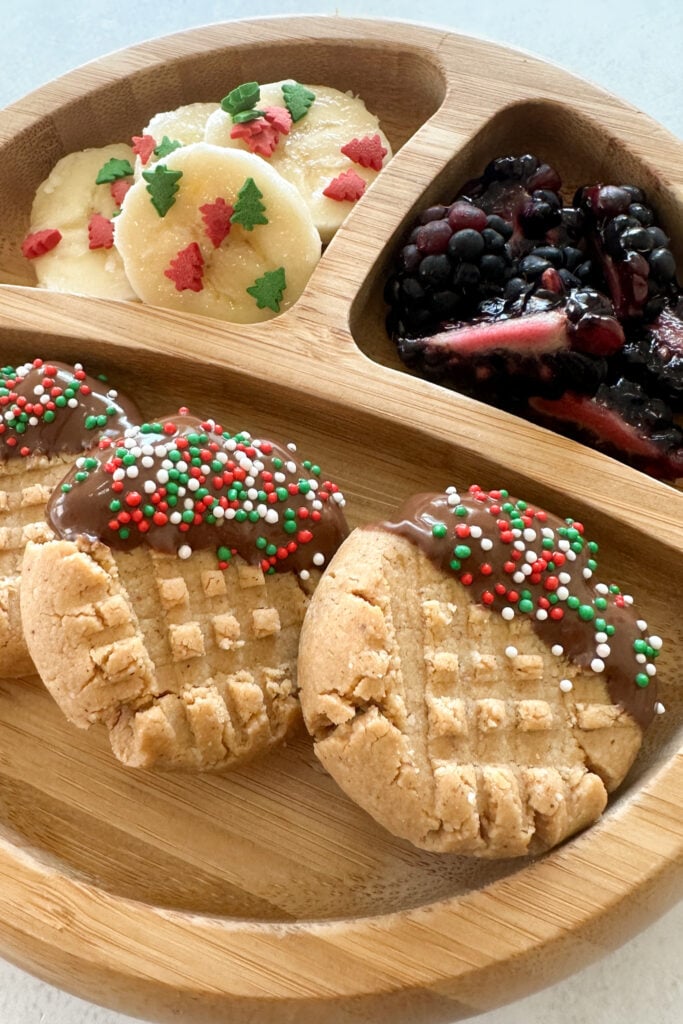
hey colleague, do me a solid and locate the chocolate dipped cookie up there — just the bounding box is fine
[298,484,662,857]
[0,359,140,676]
[21,411,348,770]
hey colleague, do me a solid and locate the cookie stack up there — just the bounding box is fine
[3,362,663,858]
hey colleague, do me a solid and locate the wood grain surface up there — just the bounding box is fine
[0,16,680,1024]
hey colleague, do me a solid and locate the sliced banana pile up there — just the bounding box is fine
[21,79,392,322]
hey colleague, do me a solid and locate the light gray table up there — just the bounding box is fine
[1,2,681,1022]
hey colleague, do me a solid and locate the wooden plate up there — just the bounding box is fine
[0,16,681,1023]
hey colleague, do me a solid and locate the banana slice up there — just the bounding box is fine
[133,102,220,178]
[204,81,392,244]
[27,144,137,300]
[113,142,321,323]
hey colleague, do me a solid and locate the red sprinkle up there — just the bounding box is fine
[199,198,234,248]
[322,169,366,202]
[340,133,387,171]
[164,242,205,292]
[132,134,156,165]
[21,228,62,259]
[110,178,132,206]
[87,213,114,250]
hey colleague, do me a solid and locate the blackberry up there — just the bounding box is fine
[384,199,513,337]
[459,154,564,252]
[619,300,683,410]
[575,183,680,320]
[529,378,683,479]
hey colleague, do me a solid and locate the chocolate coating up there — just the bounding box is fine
[48,412,348,575]
[378,487,659,729]
[0,359,141,460]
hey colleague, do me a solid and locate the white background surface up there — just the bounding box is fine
[0,2,681,1022]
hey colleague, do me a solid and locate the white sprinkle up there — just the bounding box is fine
[312,553,325,567]
[178,545,192,560]
[595,632,608,643]
[558,539,570,552]
[112,468,125,481]
[636,619,648,632]
[265,509,279,524]
[623,594,634,605]
[558,572,571,584]
[299,569,310,581]
[445,485,458,494]
[469,525,482,538]
[274,472,286,483]
[557,586,569,601]
[225,508,236,519]
[187,479,200,491]
[33,384,44,396]
[107,389,118,401]
[161,458,173,470]
[169,511,182,525]
[175,461,187,473]
[636,653,647,664]
[501,607,514,621]
[647,664,657,677]
[542,527,554,539]
[655,702,666,715]
[244,476,255,488]
[513,572,526,584]
[505,645,518,658]
[591,658,605,673]
[523,528,536,542]
[551,644,564,657]
[141,456,154,469]
[183,497,193,509]
[446,493,459,506]
[559,678,573,693]
[308,479,319,491]
[76,457,86,468]
[285,460,297,474]
[535,609,548,621]
[595,583,609,595]
[311,499,323,510]
[649,635,663,650]
[514,539,525,551]
[480,538,493,551]
[525,549,537,563]
[582,568,593,579]
[213,505,225,519]
[596,643,611,659]
[332,491,345,505]
[242,500,253,512]
[156,469,169,485]
[67,398,78,408]
[566,550,577,561]
[512,528,522,538]
[143,480,156,494]
[246,488,259,500]
[40,394,50,405]
[521,564,533,576]
[155,446,168,458]
[287,442,297,451]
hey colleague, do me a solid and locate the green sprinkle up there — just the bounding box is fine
[449,558,461,571]
[246,266,287,312]
[60,483,72,493]
[181,510,194,523]
[283,520,297,533]
[231,177,268,231]
[142,164,183,217]
[519,599,534,613]
[605,624,616,636]
[266,543,277,556]
[232,108,266,123]
[281,81,316,122]
[567,596,580,609]
[118,528,130,540]
[221,81,261,118]
[84,415,97,429]
[235,509,248,522]
[217,546,232,562]
[635,673,650,688]
[431,522,447,538]
[109,500,122,512]
[95,157,134,184]
[153,135,182,159]
[256,536,267,549]
[595,597,608,610]
[578,605,595,621]
[633,638,649,654]
[455,505,468,517]
[454,544,471,558]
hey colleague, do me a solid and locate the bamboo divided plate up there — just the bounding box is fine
[0,15,681,1024]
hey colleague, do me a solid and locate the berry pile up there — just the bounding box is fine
[385,155,683,479]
